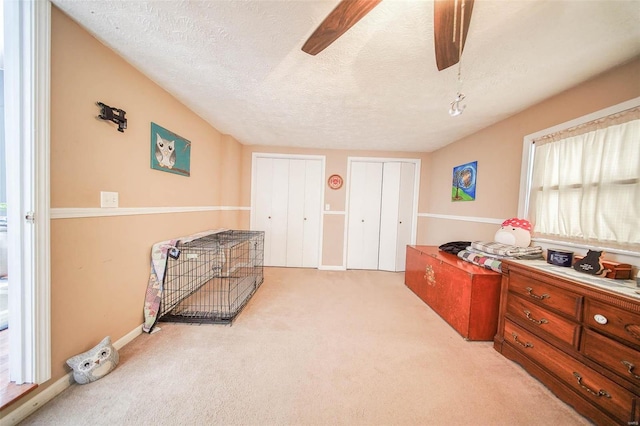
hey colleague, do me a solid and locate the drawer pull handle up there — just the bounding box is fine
[621,361,640,380]
[593,314,608,325]
[524,310,549,325]
[525,287,549,300]
[511,332,533,348]
[572,372,611,398]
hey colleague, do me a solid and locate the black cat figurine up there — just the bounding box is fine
[573,250,610,276]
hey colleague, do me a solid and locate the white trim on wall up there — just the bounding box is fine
[318,265,347,271]
[50,206,250,219]
[418,213,504,225]
[322,210,345,215]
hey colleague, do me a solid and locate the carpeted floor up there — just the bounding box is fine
[21,267,590,425]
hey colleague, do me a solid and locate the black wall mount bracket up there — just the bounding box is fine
[97,101,127,132]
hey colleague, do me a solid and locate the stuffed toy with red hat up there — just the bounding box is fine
[494,218,532,248]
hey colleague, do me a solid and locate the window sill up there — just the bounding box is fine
[1,381,38,411]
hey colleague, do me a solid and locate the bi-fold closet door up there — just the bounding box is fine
[253,156,322,267]
[346,160,416,272]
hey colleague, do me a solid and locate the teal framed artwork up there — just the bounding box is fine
[150,122,191,177]
[452,161,477,201]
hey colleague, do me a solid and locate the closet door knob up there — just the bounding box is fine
[361,219,364,222]
[268,216,271,219]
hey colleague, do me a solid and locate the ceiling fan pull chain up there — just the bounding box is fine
[458,0,465,61]
[455,0,465,89]
[449,0,467,117]
[453,0,458,43]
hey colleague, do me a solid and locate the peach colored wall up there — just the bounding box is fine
[6,7,245,413]
[220,134,244,207]
[420,57,640,246]
[240,146,428,266]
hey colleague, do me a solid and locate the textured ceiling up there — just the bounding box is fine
[51,0,640,153]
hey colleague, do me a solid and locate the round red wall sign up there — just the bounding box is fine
[328,174,343,190]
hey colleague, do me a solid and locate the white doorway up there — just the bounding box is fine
[3,0,51,391]
[345,157,420,272]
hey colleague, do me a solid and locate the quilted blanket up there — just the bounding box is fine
[142,229,226,333]
[470,241,543,259]
[457,250,503,273]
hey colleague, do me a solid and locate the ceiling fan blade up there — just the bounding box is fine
[434,0,474,71]
[302,0,383,56]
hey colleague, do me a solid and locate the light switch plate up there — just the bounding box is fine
[100,191,119,208]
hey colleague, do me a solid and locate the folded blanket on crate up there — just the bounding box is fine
[457,250,504,273]
[470,241,543,259]
[142,228,227,333]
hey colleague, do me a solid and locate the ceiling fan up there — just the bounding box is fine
[301,0,474,71]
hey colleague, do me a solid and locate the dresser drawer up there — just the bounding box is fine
[505,320,637,424]
[508,272,582,319]
[507,294,580,347]
[582,328,640,386]
[584,299,640,347]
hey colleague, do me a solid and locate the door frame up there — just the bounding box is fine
[343,157,421,270]
[5,0,51,384]
[250,152,326,268]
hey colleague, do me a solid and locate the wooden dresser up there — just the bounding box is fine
[494,259,640,425]
[405,245,502,341]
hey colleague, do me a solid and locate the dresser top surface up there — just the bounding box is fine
[506,259,640,301]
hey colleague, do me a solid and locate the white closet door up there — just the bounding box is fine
[378,162,401,271]
[395,162,416,271]
[347,162,383,269]
[254,157,274,265]
[286,159,306,267]
[269,158,290,267]
[302,160,322,267]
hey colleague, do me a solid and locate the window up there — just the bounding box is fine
[521,100,640,255]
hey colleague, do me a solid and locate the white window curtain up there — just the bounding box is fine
[529,107,640,251]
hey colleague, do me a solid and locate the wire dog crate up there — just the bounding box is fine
[158,230,264,324]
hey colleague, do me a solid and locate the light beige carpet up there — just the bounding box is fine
[22,268,590,425]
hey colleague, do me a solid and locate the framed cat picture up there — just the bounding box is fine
[150,122,191,177]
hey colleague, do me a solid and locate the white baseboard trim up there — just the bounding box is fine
[113,324,143,351]
[418,213,503,225]
[50,206,250,220]
[318,265,347,271]
[5,324,143,426]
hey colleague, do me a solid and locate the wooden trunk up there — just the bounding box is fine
[404,245,502,341]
